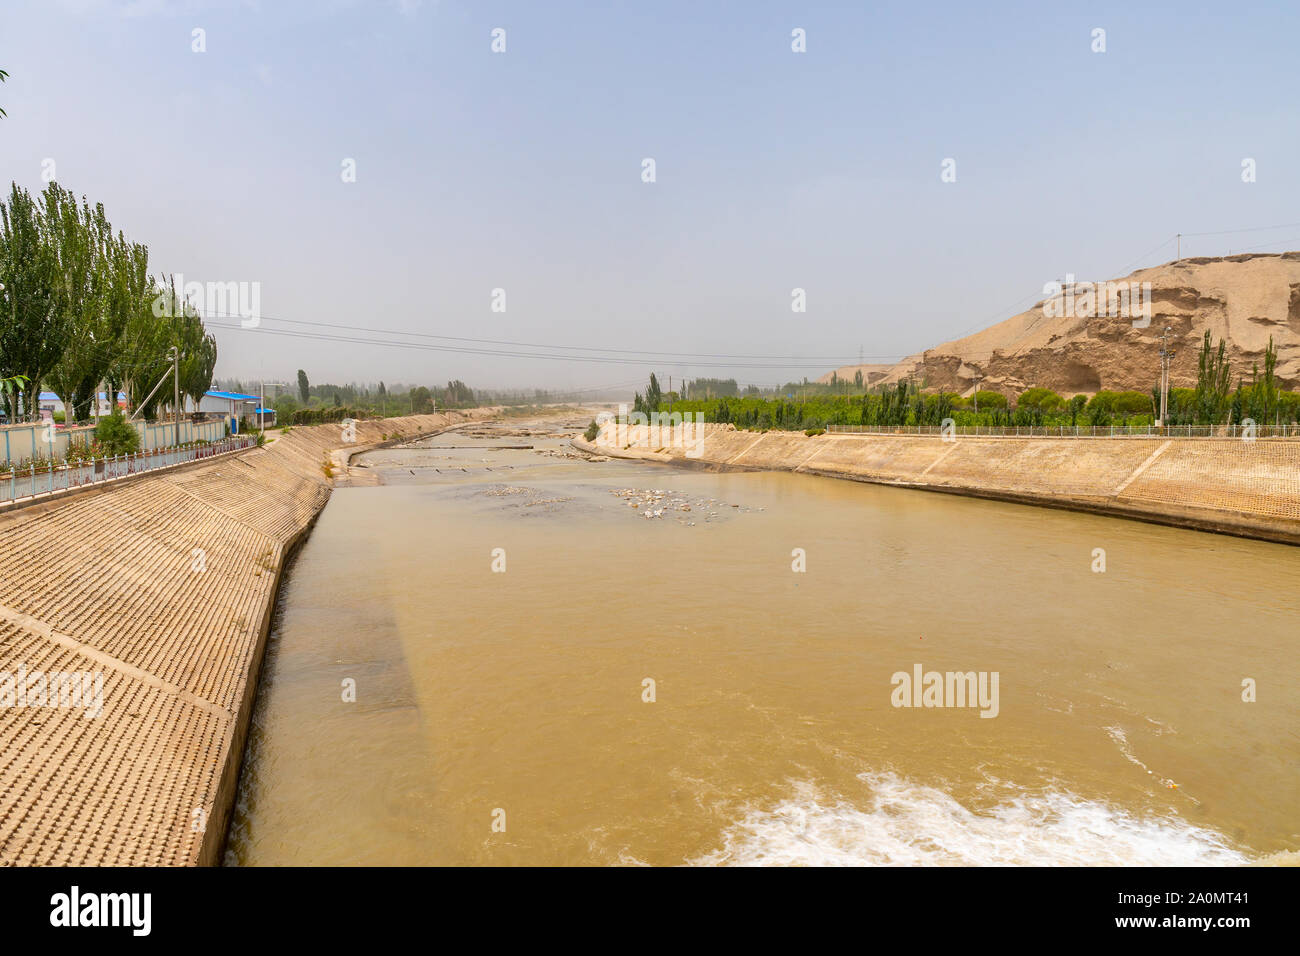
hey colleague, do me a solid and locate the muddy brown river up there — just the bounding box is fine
[225,420,1300,865]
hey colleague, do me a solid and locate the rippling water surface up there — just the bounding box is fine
[226,421,1300,865]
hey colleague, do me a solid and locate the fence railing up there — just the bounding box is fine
[826,424,1300,439]
[0,417,228,467]
[0,436,256,506]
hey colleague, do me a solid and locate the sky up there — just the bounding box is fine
[2,0,1299,394]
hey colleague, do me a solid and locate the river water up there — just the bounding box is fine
[225,419,1299,866]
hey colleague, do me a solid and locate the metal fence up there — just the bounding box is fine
[0,436,256,506]
[826,424,1300,439]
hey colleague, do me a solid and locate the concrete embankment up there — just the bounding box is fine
[0,410,491,866]
[574,423,1300,545]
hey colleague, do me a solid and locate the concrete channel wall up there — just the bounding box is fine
[0,410,491,866]
[576,422,1300,545]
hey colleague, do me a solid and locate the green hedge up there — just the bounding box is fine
[291,406,369,426]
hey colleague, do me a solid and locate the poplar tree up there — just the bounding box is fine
[0,183,64,420]
[1194,330,1232,425]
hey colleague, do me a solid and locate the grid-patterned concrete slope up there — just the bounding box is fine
[920,439,1165,498]
[0,619,226,866]
[1119,440,1300,521]
[796,435,950,482]
[0,411,480,866]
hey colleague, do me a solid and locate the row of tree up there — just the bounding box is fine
[213,375,481,420]
[0,181,216,423]
[630,339,1300,431]
[1161,332,1285,426]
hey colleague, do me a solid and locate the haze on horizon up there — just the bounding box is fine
[2,0,1298,394]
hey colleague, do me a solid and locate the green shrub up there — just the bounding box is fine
[1089,390,1153,416]
[584,420,601,442]
[94,414,139,455]
[1017,387,1064,411]
[1113,390,1154,415]
[291,405,367,426]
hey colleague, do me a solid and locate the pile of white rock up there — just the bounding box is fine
[609,488,760,525]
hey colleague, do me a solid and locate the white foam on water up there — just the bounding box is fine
[1106,725,1152,773]
[689,772,1249,866]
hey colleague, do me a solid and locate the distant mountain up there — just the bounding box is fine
[815,364,895,387]
[829,252,1300,397]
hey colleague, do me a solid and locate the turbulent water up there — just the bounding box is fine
[225,419,1300,866]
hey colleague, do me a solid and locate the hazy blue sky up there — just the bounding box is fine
[3,0,1298,392]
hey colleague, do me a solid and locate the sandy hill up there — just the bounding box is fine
[816,363,894,386]
[853,253,1300,397]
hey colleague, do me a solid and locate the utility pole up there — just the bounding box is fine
[260,382,288,435]
[1176,234,1181,260]
[973,373,982,413]
[170,346,180,448]
[1158,327,1175,427]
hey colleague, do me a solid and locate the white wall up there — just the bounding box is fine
[0,419,227,466]
[38,395,126,417]
[195,396,255,416]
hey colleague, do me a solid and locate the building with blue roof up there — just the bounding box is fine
[197,390,260,427]
[37,391,127,417]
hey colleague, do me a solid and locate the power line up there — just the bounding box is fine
[1180,221,1300,238]
[187,218,1300,379]
[201,320,874,370]
[1112,235,1178,276]
[1226,234,1300,254]
[194,310,900,363]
